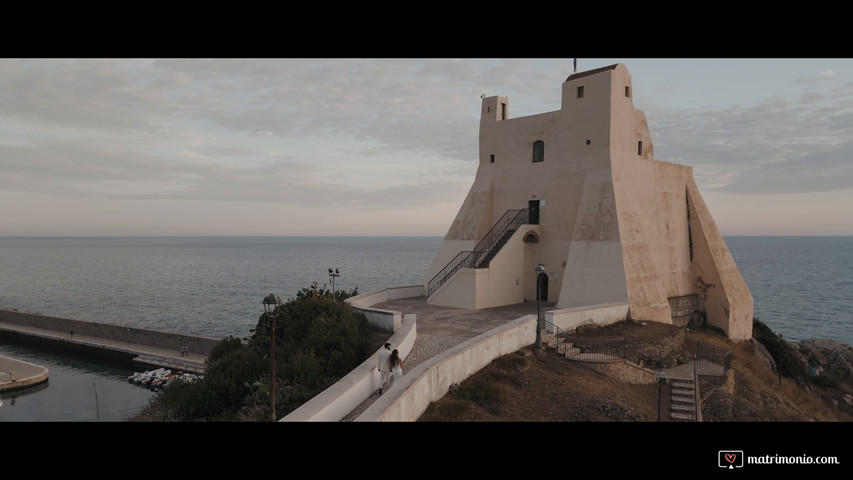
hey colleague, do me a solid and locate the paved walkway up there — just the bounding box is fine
[340,297,710,421]
[341,297,553,420]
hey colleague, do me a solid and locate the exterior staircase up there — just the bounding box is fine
[428,208,529,296]
[669,377,699,421]
[475,228,516,268]
[542,322,623,362]
[541,321,713,422]
[542,327,579,357]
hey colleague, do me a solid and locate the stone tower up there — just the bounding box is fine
[422,63,753,340]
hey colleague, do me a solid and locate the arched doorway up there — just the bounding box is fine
[524,231,546,302]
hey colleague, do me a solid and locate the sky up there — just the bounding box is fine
[1,58,851,237]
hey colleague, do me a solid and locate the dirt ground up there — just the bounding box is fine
[417,320,853,422]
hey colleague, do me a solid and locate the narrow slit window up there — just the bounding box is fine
[625,86,630,97]
[577,86,584,98]
[490,154,495,163]
[533,140,545,163]
[638,141,643,155]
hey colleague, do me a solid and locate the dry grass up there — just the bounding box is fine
[419,321,853,422]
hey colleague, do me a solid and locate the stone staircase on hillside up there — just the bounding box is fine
[542,329,577,356]
[541,324,704,421]
[670,378,699,421]
[541,328,620,362]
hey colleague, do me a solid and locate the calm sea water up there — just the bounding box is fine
[1,235,850,421]
[0,236,440,422]
[725,236,853,347]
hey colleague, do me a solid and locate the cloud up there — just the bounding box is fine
[1,58,852,236]
[648,81,853,195]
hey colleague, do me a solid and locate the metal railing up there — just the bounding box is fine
[427,208,529,296]
[542,321,567,352]
[695,342,730,376]
[564,336,627,362]
[471,209,528,267]
[427,250,480,296]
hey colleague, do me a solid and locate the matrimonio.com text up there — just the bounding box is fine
[719,450,842,469]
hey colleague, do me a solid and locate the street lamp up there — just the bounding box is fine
[534,263,545,351]
[328,268,340,299]
[263,293,281,422]
[655,369,668,421]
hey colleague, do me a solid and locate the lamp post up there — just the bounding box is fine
[328,268,340,299]
[263,293,281,422]
[534,263,545,351]
[655,369,668,422]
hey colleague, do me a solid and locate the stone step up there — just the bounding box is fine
[672,403,696,412]
[563,347,582,358]
[669,376,699,421]
[671,411,695,421]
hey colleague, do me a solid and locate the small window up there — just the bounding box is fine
[500,102,507,120]
[638,141,643,155]
[533,140,545,163]
[577,86,584,98]
[625,86,630,97]
[490,154,495,163]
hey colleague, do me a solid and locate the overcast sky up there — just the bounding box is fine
[1,58,851,236]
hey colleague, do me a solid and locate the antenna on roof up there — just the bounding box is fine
[573,58,577,73]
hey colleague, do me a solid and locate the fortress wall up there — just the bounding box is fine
[686,178,754,340]
[560,168,627,308]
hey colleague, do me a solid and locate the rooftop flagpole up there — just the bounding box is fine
[573,58,577,73]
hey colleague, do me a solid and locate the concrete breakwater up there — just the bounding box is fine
[0,309,221,374]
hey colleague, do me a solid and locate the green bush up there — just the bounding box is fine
[753,318,808,380]
[135,285,377,421]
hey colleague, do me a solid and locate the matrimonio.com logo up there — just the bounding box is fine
[717,450,841,469]
[719,450,744,469]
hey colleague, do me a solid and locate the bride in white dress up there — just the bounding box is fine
[389,349,403,385]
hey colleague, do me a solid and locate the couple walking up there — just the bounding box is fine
[377,342,403,394]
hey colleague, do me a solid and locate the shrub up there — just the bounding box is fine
[134,285,377,421]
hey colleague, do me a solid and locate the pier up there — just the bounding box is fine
[0,309,219,387]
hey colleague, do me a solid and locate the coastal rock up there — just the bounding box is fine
[794,338,853,377]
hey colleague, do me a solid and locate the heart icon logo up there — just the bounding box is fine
[725,453,737,464]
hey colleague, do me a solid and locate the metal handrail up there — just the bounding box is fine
[544,320,564,336]
[695,342,730,376]
[563,336,627,362]
[472,209,528,265]
[427,208,529,296]
[693,355,702,421]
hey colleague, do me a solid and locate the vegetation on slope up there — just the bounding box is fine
[131,283,385,422]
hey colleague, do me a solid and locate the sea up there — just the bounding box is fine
[0,235,851,422]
